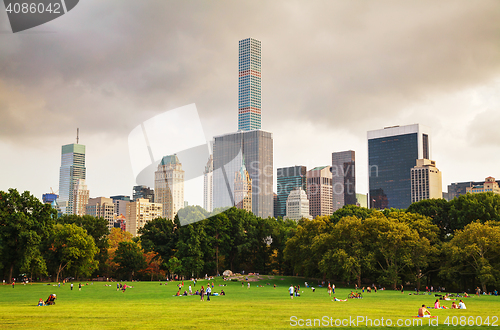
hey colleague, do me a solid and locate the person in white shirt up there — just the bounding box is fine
[459,300,467,309]
[289,285,294,299]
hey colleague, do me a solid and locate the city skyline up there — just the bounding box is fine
[1,1,499,205]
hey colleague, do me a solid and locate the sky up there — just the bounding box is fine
[1,0,499,206]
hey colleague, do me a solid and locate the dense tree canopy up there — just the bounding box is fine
[0,189,56,282]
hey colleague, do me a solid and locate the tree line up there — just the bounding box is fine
[1,188,500,292]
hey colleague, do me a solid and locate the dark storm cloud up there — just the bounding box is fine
[0,0,499,143]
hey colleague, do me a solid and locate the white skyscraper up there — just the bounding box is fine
[285,188,311,221]
[73,179,89,216]
[203,155,213,213]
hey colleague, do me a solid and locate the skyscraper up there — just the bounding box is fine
[238,38,262,131]
[73,178,89,216]
[58,142,86,215]
[203,155,213,212]
[154,154,185,220]
[306,166,333,218]
[213,130,273,218]
[132,185,154,202]
[126,198,163,237]
[368,124,431,209]
[331,151,356,212]
[276,166,307,218]
[284,188,311,221]
[234,160,252,212]
[212,38,272,217]
[86,197,115,230]
[411,159,442,203]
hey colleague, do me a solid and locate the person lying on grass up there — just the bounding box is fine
[332,297,347,302]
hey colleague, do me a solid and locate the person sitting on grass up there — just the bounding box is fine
[220,289,225,296]
[37,299,44,306]
[459,300,467,309]
[44,294,56,305]
[451,302,458,309]
[418,304,431,318]
[434,299,448,309]
[332,297,347,302]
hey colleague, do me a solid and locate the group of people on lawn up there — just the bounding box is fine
[418,299,467,317]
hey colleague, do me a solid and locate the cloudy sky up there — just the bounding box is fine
[1,0,499,206]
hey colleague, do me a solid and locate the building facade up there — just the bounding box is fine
[58,143,86,215]
[203,155,213,213]
[86,197,115,230]
[133,185,154,202]
[356,193,368,208]
[73,179,89,216]
[238,37,262,131]
[410,159,443,203]
[368,124,431,209]
[234,161,252,212]
[445,179,500,201]
[213,130,273,218]
[331,150,356,211]
[466,177,500,195]
[110,195,131,217]
[276,166,307,218]
[154,154,185,221]
[126,198,162,237]
[307,166,333,218]
[285,188,312,221]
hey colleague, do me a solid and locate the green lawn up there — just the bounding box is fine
[0,277,498,329]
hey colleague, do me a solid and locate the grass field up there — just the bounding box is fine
[1,276,499,329]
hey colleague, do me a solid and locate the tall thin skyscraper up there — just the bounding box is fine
[276,166,307,218]
[154,154,184,221]
[58,142,86,215]
[203,155,213,212]
[238,38,262,131]
[212,38,272,218]
[368,124,431,209]
[331,151,356,211]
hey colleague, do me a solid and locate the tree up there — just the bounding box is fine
[284,216,332,277]
[176,222,207,277]
[205,213,231,275]
[318,216,374,288]
[46,223,99,282]
[0,189,56,282]
[113,241,147,281]
[442,221,500,292]
[138,217,178,265]
[407,198,451,238]
[329,204,374,224]
[105,228,133,278]
[58,215,110,276]
[449,193,500,232]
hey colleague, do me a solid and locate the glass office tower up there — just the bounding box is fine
[212,130,273,218]
[368,124,431,209]
[276,166,307,218]
[238,38,262,131]
[58,143,86,215]
[332,150,356,211]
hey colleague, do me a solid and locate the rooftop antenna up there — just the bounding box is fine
[76,128,79,144]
